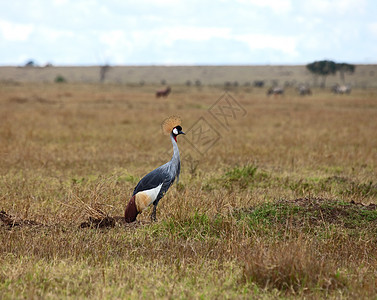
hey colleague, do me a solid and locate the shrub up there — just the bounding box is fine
[54,75,66,83]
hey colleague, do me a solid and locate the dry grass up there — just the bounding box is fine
[0,82,377,299]
[1,65,377,88]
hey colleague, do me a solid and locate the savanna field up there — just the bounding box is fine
[1,80,377,299]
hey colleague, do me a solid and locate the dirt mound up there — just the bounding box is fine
[284,197,377,228]
[0,210,45,228]
[290,197,376,210]
[0,210,127,229]
[234,197,377,229]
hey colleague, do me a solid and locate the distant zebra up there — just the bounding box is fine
[332,84,351,94]
[267,87,284,96]
[297,85,312,96]
[253,80,265,87]
[156,87,171,98]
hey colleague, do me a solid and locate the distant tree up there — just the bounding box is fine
[306,60,337,88]
[25,60,36,67]
[100,64,111,83]
[336,63,355,84]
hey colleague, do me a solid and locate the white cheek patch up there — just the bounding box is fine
[173,128,178,135]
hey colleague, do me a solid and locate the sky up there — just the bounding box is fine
[0,0,377,66]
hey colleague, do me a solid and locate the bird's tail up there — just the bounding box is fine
[124,195,139,223]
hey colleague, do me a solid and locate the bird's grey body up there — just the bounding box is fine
[125,127,183,223]
[132,134,181,205]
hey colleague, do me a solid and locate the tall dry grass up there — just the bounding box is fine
[0,82,377,298]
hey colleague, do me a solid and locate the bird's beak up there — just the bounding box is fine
[179,130,185,135]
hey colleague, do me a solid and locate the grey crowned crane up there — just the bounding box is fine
[124,116,185,223]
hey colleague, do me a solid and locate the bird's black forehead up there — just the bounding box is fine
[174,125,182,131]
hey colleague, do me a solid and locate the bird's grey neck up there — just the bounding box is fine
[170,134,180,164]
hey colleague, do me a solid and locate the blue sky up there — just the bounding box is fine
[1,0,376,66]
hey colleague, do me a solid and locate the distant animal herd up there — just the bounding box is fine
[154,82,352,98]
[331,84,351,94]
[265,83,351,96]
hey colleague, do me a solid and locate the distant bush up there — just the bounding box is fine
[253,80,264,87]
[54,75,66,83]
[185,80,192,86]
[195,80,201,87]
[24,60,37,67]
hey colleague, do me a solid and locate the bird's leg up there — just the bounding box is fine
[151,204,157,222]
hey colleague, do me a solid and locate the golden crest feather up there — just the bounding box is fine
[161,116,182,135]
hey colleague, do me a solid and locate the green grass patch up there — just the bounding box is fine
[204,164,270,191]
[234,198,377,236]
[205,165,377,201]
[154,212,225,240]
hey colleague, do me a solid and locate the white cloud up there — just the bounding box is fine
[368,22,377,37]
[99,30,126,46]
[98,30,134,64]
[302,0,366,15]
[161,27,231,45]
[0,0,376,65]
[96,26,232,64]
[38,27,75,42]
[99,26,230,49]
[94,25,302,64]
[53,0,69,5]
[236,0,292,13]
[0,19,34,41]
[136,0,179,4]
[234,34,299,56]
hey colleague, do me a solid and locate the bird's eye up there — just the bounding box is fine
[173,128,178,135]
